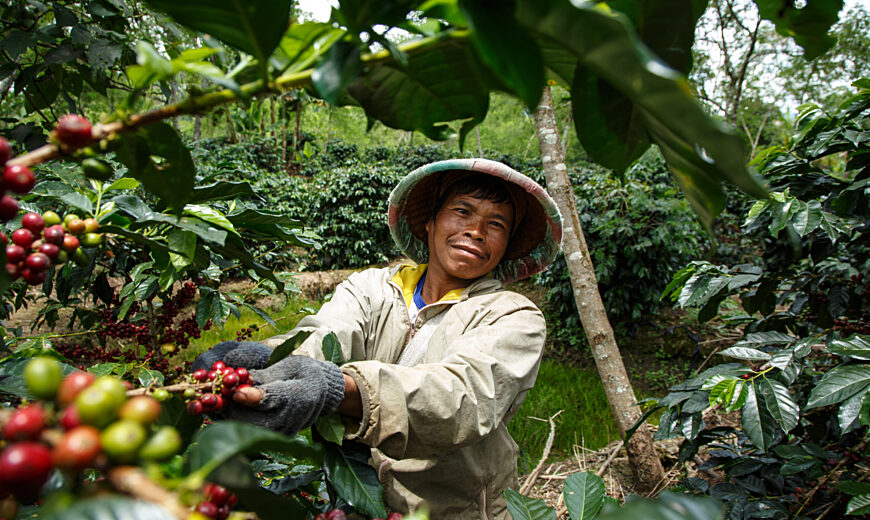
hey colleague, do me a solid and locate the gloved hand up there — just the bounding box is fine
[192,341,273,372]
[228,355,345,436]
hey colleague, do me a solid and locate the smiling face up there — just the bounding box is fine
[425,190,514,284]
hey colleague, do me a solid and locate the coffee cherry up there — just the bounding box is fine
[2,165,35,194]
[235,367,249,383]
[2,404,46,441]
[52,425,102,472]
[20,212,44,234]
[42,210,61,227]
[11,228,34,248]
[6,262,19,280]
[61,234,80,253]
[59,405,82,430]
[81,232,102,247]
[119,396,161,425]
[6,245,26,264]
[23,357,62,400]
[55,114,92,148]
[24,253,51,272]
[58,371,96,406]
[152,388,170,402]
[83,217,99,233]
[386,513,403,519]
[204,483,231,506]
[100,420,146,463]
[196,500,219,519]
[0,137,11,165]
[193,369,208,382]
[0,442,53,502]
[187,400,204,416]
[66,218,85,235]
[36,243,59,262]
[211,361,226,372]
[139,426,181,462]
[0,195,16,221]
[42,224,65,245]
[200,393,218,409]
[20,267,46,286]
[325,509,347,520]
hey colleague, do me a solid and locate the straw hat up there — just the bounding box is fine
[388,158,562,283]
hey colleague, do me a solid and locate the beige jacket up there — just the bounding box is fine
[263,266,546,519]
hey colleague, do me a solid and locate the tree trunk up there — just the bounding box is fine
[533,86,665,493]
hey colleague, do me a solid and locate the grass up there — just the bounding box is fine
[508,359,621,473]
[177,295,321,364]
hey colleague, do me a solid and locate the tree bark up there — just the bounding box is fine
[533,86,665,493]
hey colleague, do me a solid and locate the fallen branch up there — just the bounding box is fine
[596,441,624,477]
[519,411,561,495]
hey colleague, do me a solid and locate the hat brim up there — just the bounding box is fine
[388,159,562,283]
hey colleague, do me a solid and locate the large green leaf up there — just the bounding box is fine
[847,494,870,516]
[753,0,843,60]
[596,491,722,520]
[273,22,345,74]
[115,122,195,212]
[188,181,255,203]
[188,421,319,478]
[144,0,292,66]
[838,389,869,434]
[459,0,544,110]
[758,377,799,433]
[312,40,363,106]
[829,335,870,361]
[718,347,772,362]
[322,441,387,519]
[805,364,870,409]
[347,34,491,148]
[504,488,557,520]
[41,496,175,520]
[741,380,779,452]
[517,0,768,227]
[563,472,605,520]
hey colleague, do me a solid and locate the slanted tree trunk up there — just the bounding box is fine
[533,86,665,493]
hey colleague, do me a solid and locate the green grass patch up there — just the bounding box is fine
[179,295,321,363]
[509,359,620,473]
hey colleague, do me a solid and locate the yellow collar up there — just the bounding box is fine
[391,264,464,307]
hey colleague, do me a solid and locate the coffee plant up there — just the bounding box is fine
[625,80,870,519]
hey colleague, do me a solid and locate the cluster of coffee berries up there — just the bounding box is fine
[0,137,35,226]
[193,482,238,520]
[0,358,182,510]
[4,211,100,285]
[372,513,404,520]
[54,114,93,150]
[235,324,259,341]
[185,361,252,416]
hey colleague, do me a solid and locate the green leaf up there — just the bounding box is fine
[347,35,490,147]
[678,273,730,309]
[792,199,823,236]
[758,377,799,433]
[167,229,197,271]
[189,181,255,203]
[184,204,237,234]
[839,480,870,496]
[829,335,870,361]
[116,122,195,212]
[188,421,318,478]
[753,0,842,59]
[144,0,293,67]
[838,388,869,434]
[273,22,344,74]
[459,0,544,110]
[741,380,779,452]
[596,491,723,520]
[240,303,278,330]
[41,496,176,520]
[847,494,870,516]
[195,287,237,328]
[106,178,140,191]
[734,331,795,348]
[322,442,387,518]
[60,191,95,215]
[268,330,314,365]
[563,472,605,520]
[312,40,362,106]
[504,488,557,520]
[322,332,345,366]
[206,455,309,520]
[805,364,870,409]
[314,414,345,445]
[718,347,772,361]
[138,367,164,387]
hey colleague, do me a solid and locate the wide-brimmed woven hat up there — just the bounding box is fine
[388,158,562,283]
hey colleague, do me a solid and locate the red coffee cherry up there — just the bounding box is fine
[20,267,46,286]
[20,212,45,234]
[55,114,92,148]
[6,245,26,264]
[2,164,35,194]
[204,483,231,506]
[52,425,102,473]
[0,442,53,502]
[37,243,60,262]
[6,263,20,280]
[61,234,80,253]
[186,400,204,416]
[0,195,18,221]
[11,228,34,248]
[192,369,208,382]
[195,500,218,519]
[2,404,46,441]
[42,224,65,245]
[24,253,51,273]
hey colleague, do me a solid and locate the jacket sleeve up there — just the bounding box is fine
[261,270,377,364]
[341,294,545,460]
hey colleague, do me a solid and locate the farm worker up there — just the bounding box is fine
[195,158,563,519]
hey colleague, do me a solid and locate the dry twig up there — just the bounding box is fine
[107,466,190,519]
[519,411,561,495]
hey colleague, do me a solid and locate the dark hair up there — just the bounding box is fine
[432,173,513,217]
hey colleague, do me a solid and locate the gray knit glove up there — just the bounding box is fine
[227,355,345,436]
[192,341,273,372]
